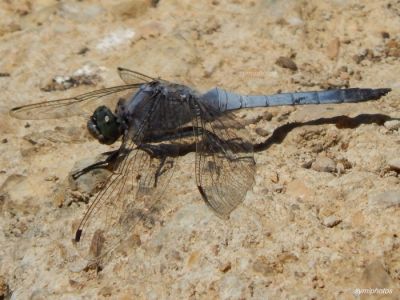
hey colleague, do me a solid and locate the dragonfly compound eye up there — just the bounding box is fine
[87,106,122,145]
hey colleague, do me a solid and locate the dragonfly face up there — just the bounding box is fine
[87,105,123,145]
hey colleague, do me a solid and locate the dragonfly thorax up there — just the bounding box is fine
[87,105,123,145]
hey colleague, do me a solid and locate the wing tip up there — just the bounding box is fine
[9,106,24,119]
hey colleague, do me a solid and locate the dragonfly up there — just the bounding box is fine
[10,67,391,263]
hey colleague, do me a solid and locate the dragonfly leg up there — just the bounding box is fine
[71,149,123,180]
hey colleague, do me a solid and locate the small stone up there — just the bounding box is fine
[311,157,336,173]
[262,111,273,121]
[336,162,345,174]
[275,56,298,71]
[77,47,90,55]
[301,160,313,169]
[384,120,400,131]
[255,127,270,137]
[381,32,390,39]
[270,172,279,183]
[272,184,284,193]
[388,159,400,171]
[219,262,232,273]
[322,215,342,228]
[1,138,7,143]
[326,38,340,60]
[368,190,400,209]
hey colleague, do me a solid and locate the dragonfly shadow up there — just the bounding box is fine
[253,113,399,152]
[174,113,399,156]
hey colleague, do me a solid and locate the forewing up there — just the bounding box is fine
[9,84,141,120]
[193,101,256,218]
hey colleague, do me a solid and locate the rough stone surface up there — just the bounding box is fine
[311,157,337,173]
[368,191,400,209]
[1,0,399,299]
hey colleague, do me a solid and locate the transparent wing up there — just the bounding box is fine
[9,84,141,120]
[117,67,157,85]
[74,142,177,263]
[73,91,190,263]
[193,101,256,218]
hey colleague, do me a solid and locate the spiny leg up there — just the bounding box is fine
[71,150,124,180]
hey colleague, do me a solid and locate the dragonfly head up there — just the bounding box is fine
[87,106,123,145]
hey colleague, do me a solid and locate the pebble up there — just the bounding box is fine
[219,261,232,273]
[262,111,273,121]
[275,56,298,71]
[326,37,340,60]
[388,158,400,171]
[301,160,313,169]
[311,157,336,173]
[336,162,345,174]
[255,127,270,137]
[384,120,400,131]
[368,190,400,209]
[322,215,342,228]
[270,172,279,183]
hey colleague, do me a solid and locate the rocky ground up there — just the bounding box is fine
[1,0,400,299]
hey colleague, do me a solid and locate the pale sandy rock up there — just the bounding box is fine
[322,215,342,228]
[0,0,399,299]
[311,157,336,173]
[368,191,400,209]
[58,2,105,21]
[384,120,400,131]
